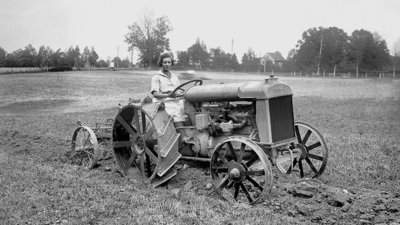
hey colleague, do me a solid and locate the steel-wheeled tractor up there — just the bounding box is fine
[70,76,328,204]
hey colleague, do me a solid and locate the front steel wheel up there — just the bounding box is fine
[276,122,328,178]
[210,136,273,205]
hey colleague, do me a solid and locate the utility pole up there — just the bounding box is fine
[317,34,323,76]
[116,45,120,68]
[231,39,234,54]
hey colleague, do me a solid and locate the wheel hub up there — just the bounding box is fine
[228,162,246,183]
[296,143,308,160]
[132,135,145,154]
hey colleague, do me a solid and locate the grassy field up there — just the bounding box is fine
[0,70,399,224]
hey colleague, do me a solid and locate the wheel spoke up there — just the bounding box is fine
[146,155,152,177]
[307,142,321,150]
[133,108,140,130]
[83,149,94,157]
[142,126,155,141]
[295,125,302,143]
[308,153,323,161]
[299,160,304,178]
[227,180,235,189]
[233,183,240,200]
[286,158,297,174]
[211,166,229,173]
[246,170,265,176]
[127,151,137,167]
[219,176,230,190]
[79,153,85,165]
[139,155,146,179]
[141,113,147,133]
[305,157,319,174]
[237,143,246,163]
[82,132,91,150]
[144,146,158,163]
[215,151,231,166]
[117,115,136,137]
[112,141,132,148]
[225,142,237,161]
[245,154,258,167]
[246,176,264,191]
[240,183,253,203]
[302,130,312,144]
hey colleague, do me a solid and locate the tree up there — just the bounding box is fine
[187,38,209,69]
[81,46,91,67]
[65,46,81,68]
[348,29,391,73]
[125,11,172,67]
[241,48,259,72]
[120,57,131,68]
[37,46,52,68]
[96,59,108,68]
[0,47,7,67]
[292,27,349,74]
[49,49,65,67]
[176,51,190,67]
[16,44,38,67]
[89,47,99,67]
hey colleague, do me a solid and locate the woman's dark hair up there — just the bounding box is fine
[158,53,174,67]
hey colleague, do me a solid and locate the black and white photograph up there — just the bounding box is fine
[0,0,399,224]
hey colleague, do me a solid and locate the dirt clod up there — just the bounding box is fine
[171,188,181,198]
[184,180,193,191]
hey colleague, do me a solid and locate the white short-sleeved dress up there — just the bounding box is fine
[150,71,186,122]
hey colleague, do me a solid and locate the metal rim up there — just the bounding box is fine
[112,105,161,183]
[210,136,273,205]
[70,126,99,169]
[276,121,329,178]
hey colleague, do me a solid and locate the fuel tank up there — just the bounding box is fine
[184,77,293,102]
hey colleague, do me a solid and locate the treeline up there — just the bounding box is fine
[0,45,132,69]
[175,28,398,75]
[125,13,400,75]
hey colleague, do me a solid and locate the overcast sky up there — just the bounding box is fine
[1,0,399,62]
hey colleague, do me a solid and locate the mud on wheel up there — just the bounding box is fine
[210,136,273,205]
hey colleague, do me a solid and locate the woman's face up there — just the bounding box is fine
[162,57,172,72]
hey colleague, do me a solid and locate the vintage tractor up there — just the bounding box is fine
[111,75,328,204]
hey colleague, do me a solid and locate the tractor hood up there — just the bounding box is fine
[184,77,293,102]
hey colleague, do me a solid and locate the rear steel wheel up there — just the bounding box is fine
[112,105,160,183]
[210,136,273,205]
[70,125,99,169]
[276,122,328,178]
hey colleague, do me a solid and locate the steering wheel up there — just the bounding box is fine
[167,79,203,98]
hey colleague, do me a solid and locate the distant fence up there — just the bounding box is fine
[290,71,397,79]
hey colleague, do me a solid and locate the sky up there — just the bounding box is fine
[1,0,399,62]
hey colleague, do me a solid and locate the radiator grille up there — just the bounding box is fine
[269,96,295,142]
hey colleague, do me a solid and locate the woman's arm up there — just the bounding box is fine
[151,90,171,98]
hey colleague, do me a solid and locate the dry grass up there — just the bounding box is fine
[0,70,399,224]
